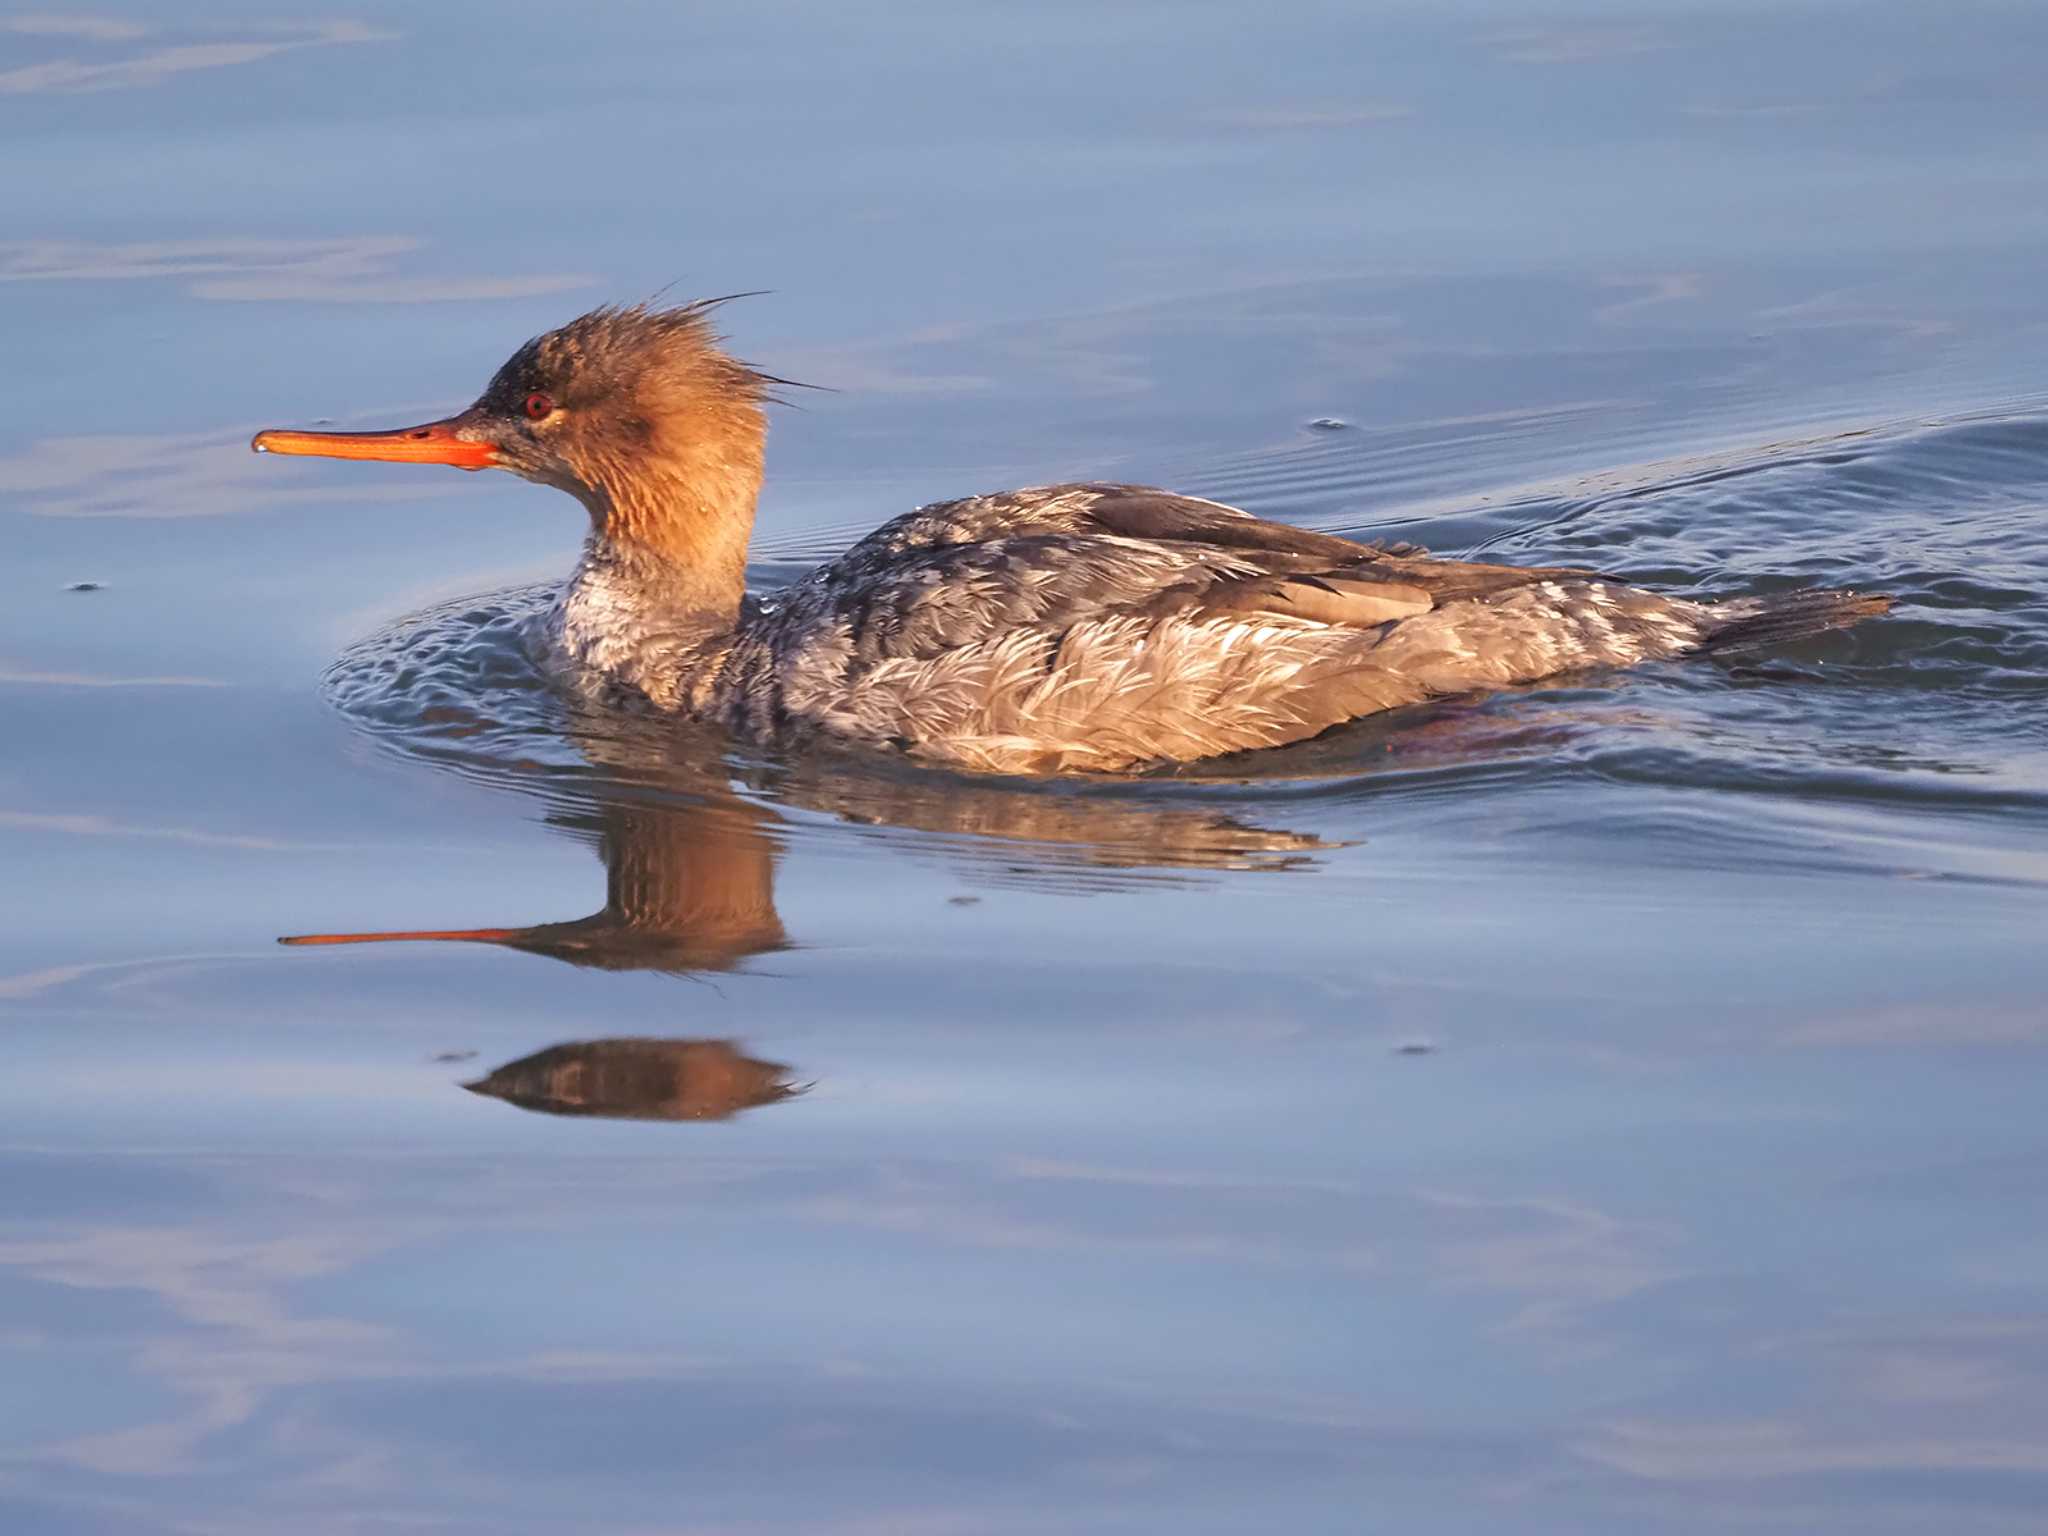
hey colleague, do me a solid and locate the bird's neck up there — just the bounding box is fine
[556,454,762,704]
[581,444,761,614]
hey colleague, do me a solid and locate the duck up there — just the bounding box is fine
[252,300,1890,775]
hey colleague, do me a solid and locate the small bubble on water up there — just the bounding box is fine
[1307,417,1349,431]
[1393,1039,1437,1056]
[67,581,103,592]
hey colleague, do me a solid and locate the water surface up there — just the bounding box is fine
[4,4,2048,1532]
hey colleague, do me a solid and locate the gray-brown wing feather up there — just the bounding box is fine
[781,483,1590,648]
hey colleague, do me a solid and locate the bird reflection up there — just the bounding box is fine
[465,1037,802,1122]
[280,725,1331,973]
[282,716,1334,1126]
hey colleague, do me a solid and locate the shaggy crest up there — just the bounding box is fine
[481,299,781,420]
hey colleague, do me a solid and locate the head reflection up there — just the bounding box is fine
[284,789,787,972]
[465,1038,803,1122]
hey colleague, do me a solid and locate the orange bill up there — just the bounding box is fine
[251,416,499,470]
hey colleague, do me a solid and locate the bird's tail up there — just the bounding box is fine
[1698,587,1893,654]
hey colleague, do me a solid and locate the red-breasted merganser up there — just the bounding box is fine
[253,301,1889,774]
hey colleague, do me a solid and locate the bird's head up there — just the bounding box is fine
[254,301,778,577]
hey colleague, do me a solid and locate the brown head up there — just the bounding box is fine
[253,301,777,609]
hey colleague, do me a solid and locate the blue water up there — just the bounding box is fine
[4,4,2047,1532]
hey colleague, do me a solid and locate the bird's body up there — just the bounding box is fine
[578,481,1857,775]
[255,302,1889,775]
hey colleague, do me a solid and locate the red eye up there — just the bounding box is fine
[523,391,554,421]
